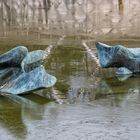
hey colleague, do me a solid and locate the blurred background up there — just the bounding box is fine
[0,0,140,43]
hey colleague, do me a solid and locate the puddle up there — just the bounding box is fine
[0,42,140,140]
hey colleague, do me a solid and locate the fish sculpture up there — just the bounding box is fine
[96,42,140,75]
[0,46,56,94]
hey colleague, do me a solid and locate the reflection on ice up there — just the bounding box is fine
[0,92,51,139]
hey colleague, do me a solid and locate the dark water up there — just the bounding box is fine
[0,42,140,140]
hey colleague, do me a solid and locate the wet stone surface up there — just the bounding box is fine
[96,42,140,73]
[0,42,140,140]
[0,46,56,94]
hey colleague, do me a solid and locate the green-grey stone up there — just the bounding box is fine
[1,65,56,94]
[96,42,140,73]
[0,46,28,67]
[21,50,47,72]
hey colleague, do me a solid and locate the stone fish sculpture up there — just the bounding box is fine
[96,42,140,75]
[0,46,56,94]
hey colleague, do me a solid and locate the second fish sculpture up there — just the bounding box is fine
[96,42,140,75]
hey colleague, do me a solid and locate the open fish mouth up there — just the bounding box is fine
[96,42,113,68]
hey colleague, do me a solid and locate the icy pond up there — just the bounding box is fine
[0,41,140,140]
